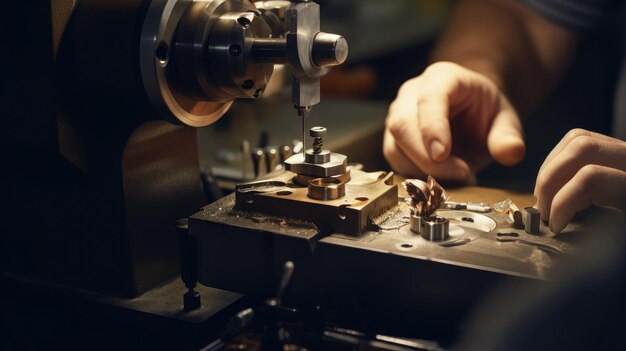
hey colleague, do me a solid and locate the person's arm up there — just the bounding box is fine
[383,0,578,181]
[431,0,578,110]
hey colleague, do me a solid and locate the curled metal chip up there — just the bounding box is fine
[403,176,449,217]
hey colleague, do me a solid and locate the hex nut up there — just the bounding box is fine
[284,152,347,178]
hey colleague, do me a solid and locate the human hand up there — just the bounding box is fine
[383,62,526,181]
[535,129,626,233]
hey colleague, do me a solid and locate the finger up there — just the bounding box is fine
[535,135,626,220]
[384,129,470,180]
[549,165,626,233]
[383,129,426,177]
[486,96,526,166]
[537,128,623,180]
[416,88,452,162]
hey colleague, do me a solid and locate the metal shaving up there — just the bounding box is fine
[403,176,449,217]
[372,202,412,230]
[494,199,513,213]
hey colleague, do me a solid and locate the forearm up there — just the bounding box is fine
[430,0,578,111]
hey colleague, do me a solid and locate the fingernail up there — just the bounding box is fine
[429,140,446,161]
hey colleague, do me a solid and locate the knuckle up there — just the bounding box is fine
[566,135,598,157]
[398,77,420,95]
[425,61,459,75]
[563,128,591,143]
[575,164,603,186]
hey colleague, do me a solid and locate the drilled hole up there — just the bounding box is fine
[155,42,169,62]
[237,16,251,28]
[229,44,242,57]
[355,197,369,202]
[276,190,292,196]
[401,243,413,248]
[461,217,474,223]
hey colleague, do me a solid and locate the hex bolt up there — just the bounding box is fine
[310,126,326,154]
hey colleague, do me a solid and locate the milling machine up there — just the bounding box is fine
[2,1,619,349]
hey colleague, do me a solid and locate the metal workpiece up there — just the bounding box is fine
[307,177,346,200]
[421,216,450,242]
[410,214,423,234]
[284,152,347,178]
[293,169,351,187]
[233,170,398,234]
[524,207,541,234]
[305,149,331,164]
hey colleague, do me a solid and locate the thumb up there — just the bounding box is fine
[487,97,526,166]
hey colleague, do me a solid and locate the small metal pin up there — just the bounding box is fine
[265,146,278,173]
[279,145,292,163]
[251,148,266,178]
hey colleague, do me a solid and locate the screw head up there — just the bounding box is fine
[310,126,327,138]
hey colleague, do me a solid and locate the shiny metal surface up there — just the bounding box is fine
[410,214,422,234]
[524,207,541,234]
[139,0,347,126]
[307,177,346,200]
[284,152,347,178]
[233,170,397,234]
[421,216,450,241]
[190,187,587,338]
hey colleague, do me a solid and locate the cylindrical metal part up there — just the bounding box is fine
[421,216,449,241]
[312,32,349,67]
[307,177,345,200]
[293,170,351,187]
[251,148,267,178]
[251,38,289,64]
[279,145,292,163]
[305,149,330,164]
[265,146,279,172]
[410,215,422,234]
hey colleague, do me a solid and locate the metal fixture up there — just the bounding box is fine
[524,207,541,234]
[139,0,347,127]
[307,177,346,200]
[421,216,450,241]
[284,126,348,178]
